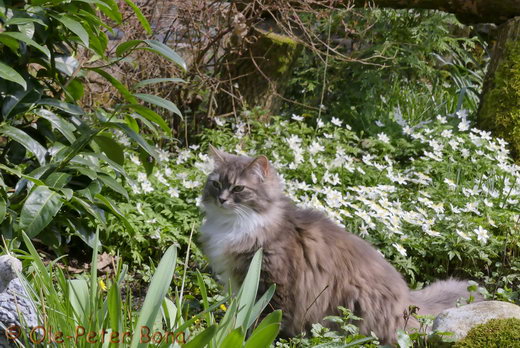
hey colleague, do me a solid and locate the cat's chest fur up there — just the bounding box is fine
[200,207,269,286]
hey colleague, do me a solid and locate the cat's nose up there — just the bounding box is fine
[219,197,227,204]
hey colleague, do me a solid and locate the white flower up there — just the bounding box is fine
[316,119,325,128]
[375,120,385,127]
[474,226,489,243]
[308,140,325,155]
[377,133,390,143]
[444,178,457,190]
[456,229,471,241]
[183,180,201,189]
[291,114,304,121]
[331,117,342,127]
[137,172,147,183]
[436,115,447,124]
[456,109,468,119]
[130,155,141,165]
[141,181,154,193]
[392,243,407,257]
[458,119,471,131]
[168,187,179,198]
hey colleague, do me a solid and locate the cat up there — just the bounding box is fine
[199,146,480,345]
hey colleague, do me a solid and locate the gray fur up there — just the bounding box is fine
[199,150,480,345]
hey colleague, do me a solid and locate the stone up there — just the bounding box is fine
[432,301,520,341]
[0,255,38,347]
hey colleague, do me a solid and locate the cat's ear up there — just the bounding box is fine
[245,155,270,179]
[208,145,227,166]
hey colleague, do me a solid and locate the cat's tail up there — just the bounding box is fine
[408,278,483,316]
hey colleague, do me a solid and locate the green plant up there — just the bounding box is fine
[453,318,520,348]
[283,9,487,134]
[0,0,184,253]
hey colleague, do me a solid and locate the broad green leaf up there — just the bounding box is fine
[128,104,171,133]
[109,122,158,159]
[236,249,263,330]
[5,17,46,27]
[0,31,50,57]
[19,186,63,238]
[90,68,137,103]
[54,15,89,47]
[1,84,34,118]
[108,280,122,335]
[93,134,124,165]
[94,193,135,233]
[98,0,122,23]
[244,323,280,348]
[254,310,282,333]
[130,245,177,348]
[98,174,128,199]
[143,40,186,70]
[69,278,89,321]
[0,61,26,89]
[35,109,76,143]
[182,325,217,348]
[133,77,185,89]
[123,0,151,35]
[0,196,6,225]
[70,196,106,224]
[37,98,85,115]
[45,172,72,189]
[247,284,276,329]
[115,39,141,57]
[221,328,245,348]
[396,329,412,348]
[0,125,47,165]
[134,93,182,118]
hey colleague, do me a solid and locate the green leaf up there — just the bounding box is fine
[396,329,412,348]
[108,281,122,335]
[95,193,135,233]
[70,196,106,225]
[247,284,276,329]
[254,310,282,333]
[0,61,26,89]
[128,104,171,133]
[45,172,72,189]
[37,98,85,115]
[244,323,280,348]
[54,15,90,47]
[236,248,263,330]
[98,174,128,199]
[221,328,245,348]
[0,125,47,165]
[19,186,64,238]
[182,325,217,348]
[143,40,186,70]
[0,196,6,225]
[35,108,76,143]
[0,31,50,57]
[93,134,124,165]
[90,68,137,103]
[109,122,158,159]
[123,0,152,35]
[115,39,141,57]
[134,93,182,118]
[130,245,177,348]
[5,17,47,27]
[69,278,89,321]
[133,77,185,89]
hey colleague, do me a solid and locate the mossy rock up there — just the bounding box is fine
[453,318,520,348]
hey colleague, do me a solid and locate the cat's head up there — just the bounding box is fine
[201,146,282,215]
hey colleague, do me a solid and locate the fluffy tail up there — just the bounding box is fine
[409,278,483,316]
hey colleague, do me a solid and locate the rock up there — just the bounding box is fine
[432,301,520,341]
[0,255,38,347]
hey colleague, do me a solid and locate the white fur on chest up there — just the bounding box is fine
[200,205,268,285]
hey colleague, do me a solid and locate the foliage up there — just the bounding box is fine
[453,318,520,348]
[105,109,520,303]
[0,0,183,253]
[3,237,279,348]
[284,9,488,134]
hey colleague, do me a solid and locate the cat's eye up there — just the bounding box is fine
[212,180,221,189]
[232,185,244,192]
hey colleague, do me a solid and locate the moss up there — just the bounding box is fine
[453,318,520,348]
[478,18,520,158]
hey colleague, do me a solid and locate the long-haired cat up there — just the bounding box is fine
[199,147,479,344]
